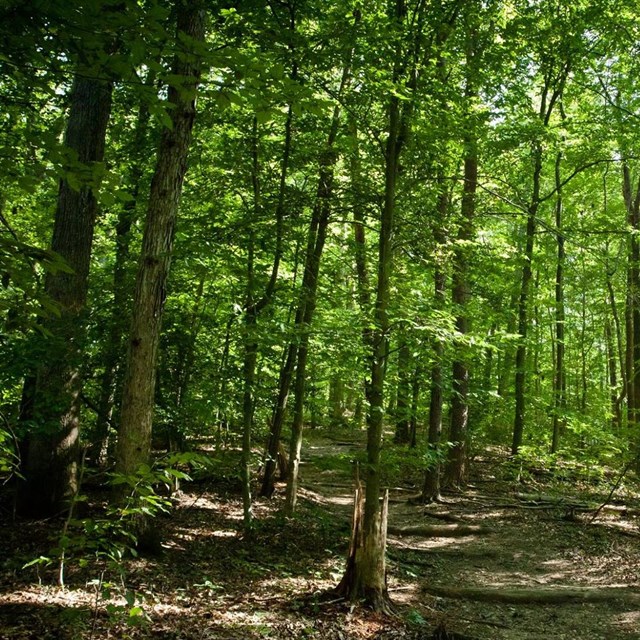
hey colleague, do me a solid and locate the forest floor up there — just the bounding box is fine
[1,428,640,639]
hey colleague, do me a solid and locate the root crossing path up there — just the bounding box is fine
[298,434,640,639]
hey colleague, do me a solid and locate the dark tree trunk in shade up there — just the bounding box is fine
[422,264,446,501]
[445,148,476,488]
[622,163,640,469]
[394,341,412,444]
[445,27,478,488]
[18,74,113,517]
[408,366,421,448]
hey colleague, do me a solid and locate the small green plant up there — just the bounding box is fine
[0,415,21,485]
[23,451,215,631]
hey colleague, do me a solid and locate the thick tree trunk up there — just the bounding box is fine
[19,73,113,517]
[116,3,205,478]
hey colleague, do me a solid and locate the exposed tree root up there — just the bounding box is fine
[388,524,491,537]
[423,584,640,604]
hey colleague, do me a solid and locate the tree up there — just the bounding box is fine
[115,1,206,478]
[18,70,113,516]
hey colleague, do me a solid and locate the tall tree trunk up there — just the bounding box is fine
[284,45,355,511]
[421,19,452,501]
[336,1,407,612]
[605,316,620,430]
[622,163,640,466]
[19,73,113,517]
[605,265,626,418]
[512,149,542,455]
[284,157,334,513]
[242,89,293,521]
[512,67,566,454]
[445,153,476,487]
[168,272,206,454]
[394,340,412,444]
[115,3,205,479]
[92,75,155,466]
[422,259,446,501]
[445,29,478,488]
[408,365,421,448]
[551,150,566,453]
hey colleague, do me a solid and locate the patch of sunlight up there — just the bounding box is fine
[611,610,640,632]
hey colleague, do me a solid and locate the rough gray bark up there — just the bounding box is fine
[116,2,205,478]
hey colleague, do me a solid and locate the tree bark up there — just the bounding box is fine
[284,42,355,511]
[446,156,476,487]
[551,150,566,453]
[19,73,113,517]
[622,163,640,463]
[512,67,566,454]
[115,2,205,479]
[336,1,408,612]
[92,73,155,466]
[445,28,478,487]
[422,184,449,502]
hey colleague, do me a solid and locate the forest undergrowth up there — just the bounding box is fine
[1,429,640,640]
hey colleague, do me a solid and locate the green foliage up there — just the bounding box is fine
[22,452,215,626]
[380,443,451,487]
[0,418,20,483]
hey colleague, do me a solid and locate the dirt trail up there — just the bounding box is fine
[2,433,640,639]
[299,434,640,639]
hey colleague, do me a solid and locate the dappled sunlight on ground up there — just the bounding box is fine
[2,434,640,638]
